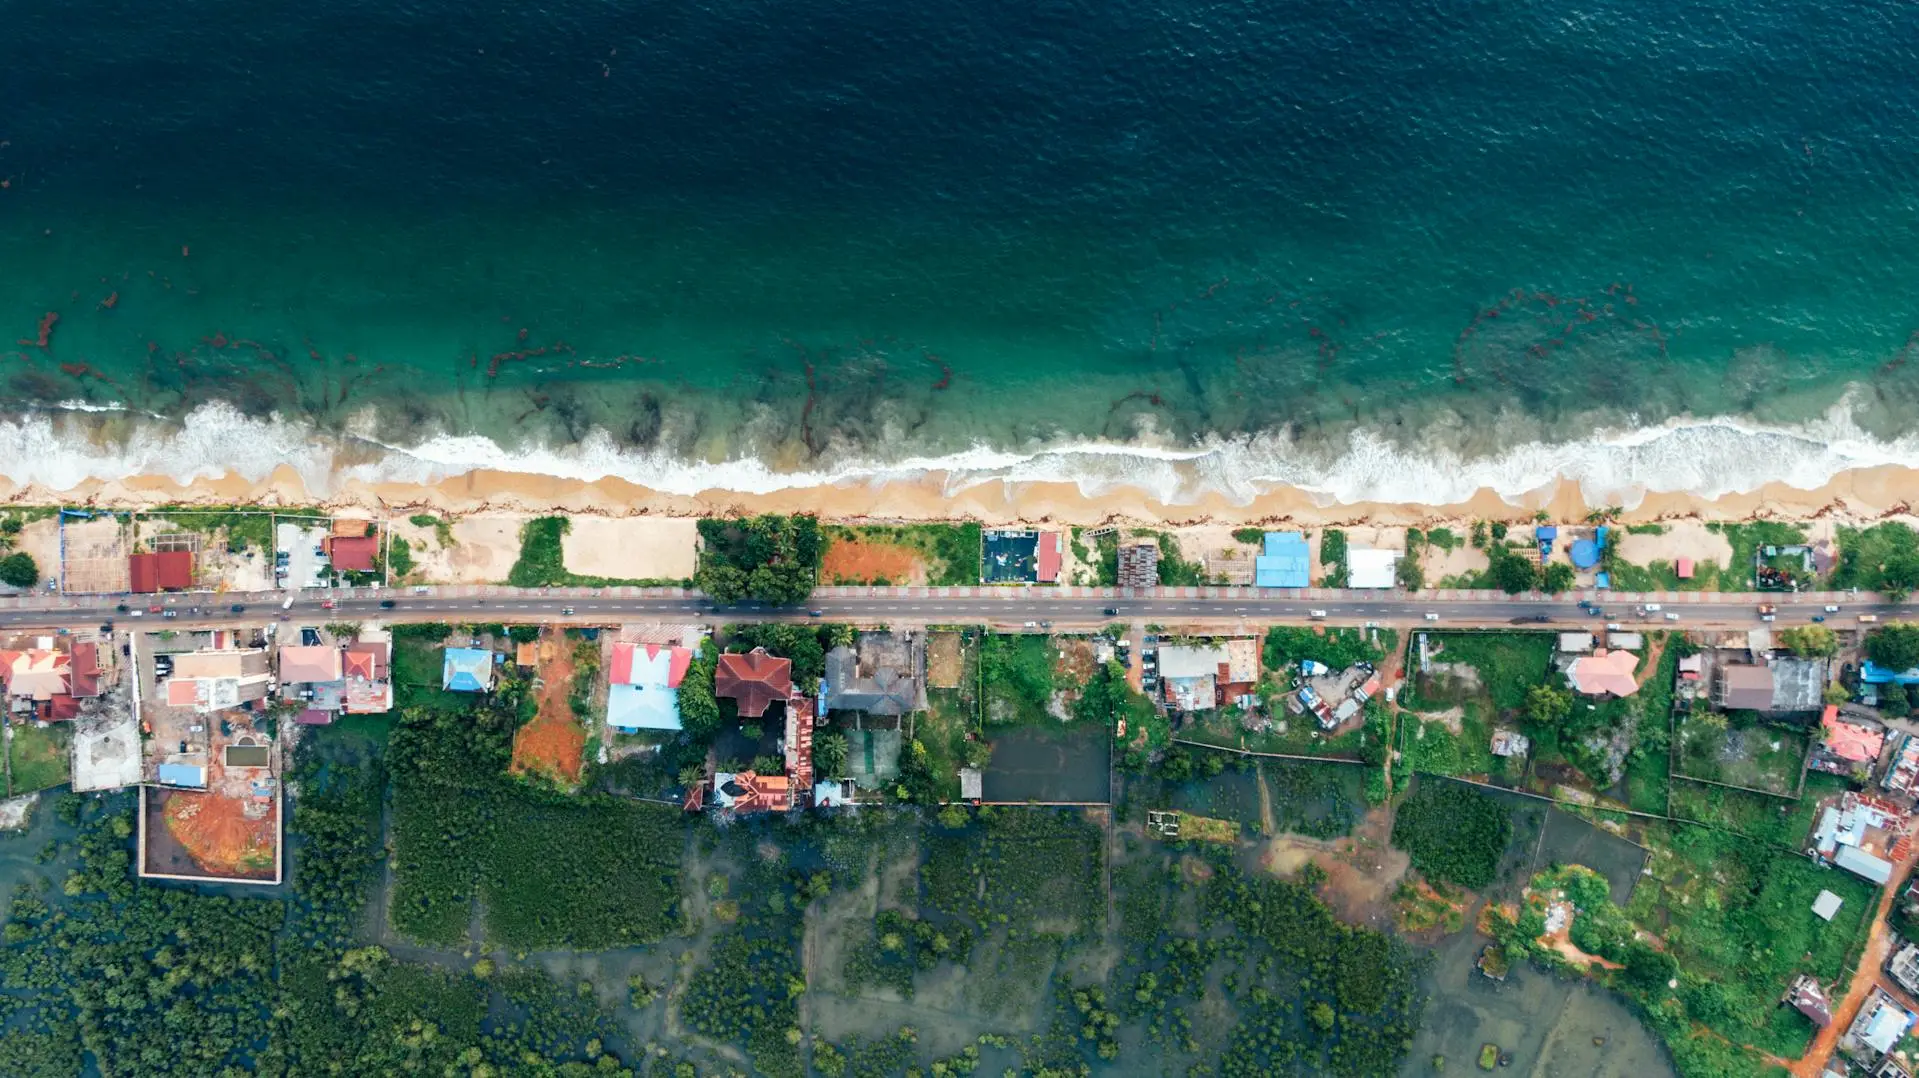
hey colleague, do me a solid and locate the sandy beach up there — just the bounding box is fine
[9,460,1919,534]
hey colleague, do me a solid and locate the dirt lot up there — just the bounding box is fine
[511,633,586,785]
[927,632,964,689]
[821,536,925,585]
[391,514,522,584]
[563,516,698,582]
[60,516,129,594]
[1259,802,1409,930]
[12,519,60,592]
[151,786,278,880]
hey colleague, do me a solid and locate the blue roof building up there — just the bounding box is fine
[1255,531,1311,588]
[607,683,682,731]
[157,762,207,788]
[1569,538,1601,569]
[442,647,496,693]
[1863,662,1919,686]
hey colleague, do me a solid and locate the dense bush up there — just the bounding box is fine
[1390,780,1512,888]
[696,513,824,604]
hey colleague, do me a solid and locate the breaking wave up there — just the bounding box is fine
[0,399,1912,512]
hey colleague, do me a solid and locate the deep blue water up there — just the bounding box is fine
[1,0,1916,478]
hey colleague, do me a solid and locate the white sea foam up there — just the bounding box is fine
[0,399,1912,510]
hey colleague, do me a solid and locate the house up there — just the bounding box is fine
[1770,657,1831,713]
[1843,988,1915,1060]
[607,642,692,732]
[1786,974,1834,1027]
[1884,733,1919,799]
[128,551,193,593]
[1811,791,1910,884]
[715,647,792,718]
[342,638,392,713]
[1158,640,1260,712]
[279,643,346,711]
[1889,940,1919,998]
[163,645,273,713]
[442,647,495,693]
[1118,542,1161,588]
[1678,654,1704,681]
[823,632,925,717]
[0,640,102,721]
[1035,532,1063,584]
[326,534,379,573]
[1557,632,1595,653]
[784,694,815,793]
[1347,547,1400,589]
[1568,649,1639,698]
[1815,706,1888,778]
[1254,531,1310,589]
[1717,663,1775,711]
[711,770,792,814]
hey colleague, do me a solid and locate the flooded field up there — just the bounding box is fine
[983,723,1110,802]
[1403,920,1675,1078]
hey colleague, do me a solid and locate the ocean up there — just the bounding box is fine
[3,0,1917,508]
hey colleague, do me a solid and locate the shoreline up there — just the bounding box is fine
[7,459,1919,531]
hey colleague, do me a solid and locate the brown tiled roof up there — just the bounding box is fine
[715,647,792,717]
[129,551,192,592]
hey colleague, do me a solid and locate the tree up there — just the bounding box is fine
[0,552,37,588]
[1867,624,1919,672]
[812,732,848,778]
[1541,562,1575,594]
[1396,551,1426,591]
[1884,682,1911,719]
[1778,625,1838,658]
[1824,682,1853,706]
[1489,550,1539,594]
[1525,684,1573,727]
[679,642,722,740]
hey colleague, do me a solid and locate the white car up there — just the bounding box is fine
[1642,603,1663,612]
[1825,604,1841,613]
[1423,612,1440,621]
[1309,609,1329,619]
[1663,612,1681,621]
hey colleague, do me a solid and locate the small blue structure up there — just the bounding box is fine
[1569,538,1601,569]
[1255,531,1311,588]
[442,647,496,693]
[1595,525,1609,549]
[1862,662,1919,686]
[1595,572,1611,590]
[1535,524,1558,562]
[157,762,207,788]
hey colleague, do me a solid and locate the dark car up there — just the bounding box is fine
[379,599,397,609]
[115,604,129,614]
[1103,607,1119,616]
[230,604,245,613]
[98,622,113,634]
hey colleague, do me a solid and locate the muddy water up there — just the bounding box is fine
[1404,921,1675,1077]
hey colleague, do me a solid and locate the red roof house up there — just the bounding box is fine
[1568,649,1640,698]
[610,642,692,687]
[715,647,793,717]
[1821,705,1886,764]
[128,551,193,593]
[1037,532,1063,584]
[326,535,379,573]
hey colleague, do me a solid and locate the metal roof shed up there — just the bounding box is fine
[1346,548,1399,589]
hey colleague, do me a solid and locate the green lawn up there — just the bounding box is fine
[1409,632,1554,714]
[1667,771,1843,847]
[1672,717,1809,795]
[8,721,71,795]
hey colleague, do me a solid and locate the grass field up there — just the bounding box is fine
[8,720,71,794]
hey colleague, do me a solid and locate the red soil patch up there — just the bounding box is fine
[821,537,925,585]
[162,791,276,877]
[511,634,586,785]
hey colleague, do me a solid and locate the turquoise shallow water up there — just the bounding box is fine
[2,0,1917,499]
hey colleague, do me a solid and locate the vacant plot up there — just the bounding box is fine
[1412,632,1554,714]
[927,631,964,689]
[1672,717,1808,795]
[821,536,925,585]
[981,634,1058,726]
[149,786,278,880]
[60,515,129,593]
[510,633,586,786]
[561,516,697,582]
[826,523,982,586]
[8,721,71,794]
[1667,771,1839,847]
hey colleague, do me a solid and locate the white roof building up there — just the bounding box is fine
[1347,548,1400,589]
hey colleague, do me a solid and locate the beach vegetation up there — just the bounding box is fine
[384,535,414,579]
[1833,521,1919,597]
[144,505,277,551]
[1390,779,1511,888]
[1396,540,1426,590]
[1541,561,1574,593]
[824,522,981,586]
[1319,528,1348,587]
[1231,526,1264,545]
[0,552,39,588]
[696,512,824,604]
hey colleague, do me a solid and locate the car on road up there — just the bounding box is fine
[1825,604,1841,613]
[1423,612,1440,621]
[1309,610,1328,619]
[162,610,177,619]
[1023,621,1038,629]
[230,604,245,613]
[808,610,823,617]
[1639,603,1662,613]
[560,606,574,615]
[115,604,128,614]
[1663,612,1681,621]
[321,599,336,610]
[1812,615,1826,623]
[380,600,397,609]
[129,610,143,618]
[147,605,162,614]
[98,622,113,634]
[1103,607,1118,616]
[1859,614,1879,623]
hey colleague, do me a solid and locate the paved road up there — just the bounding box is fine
[0,586,1894,632]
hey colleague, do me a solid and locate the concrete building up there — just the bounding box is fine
[1346,547,1400,589]
[607,642,692,732]
[1254,532,1310,589]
